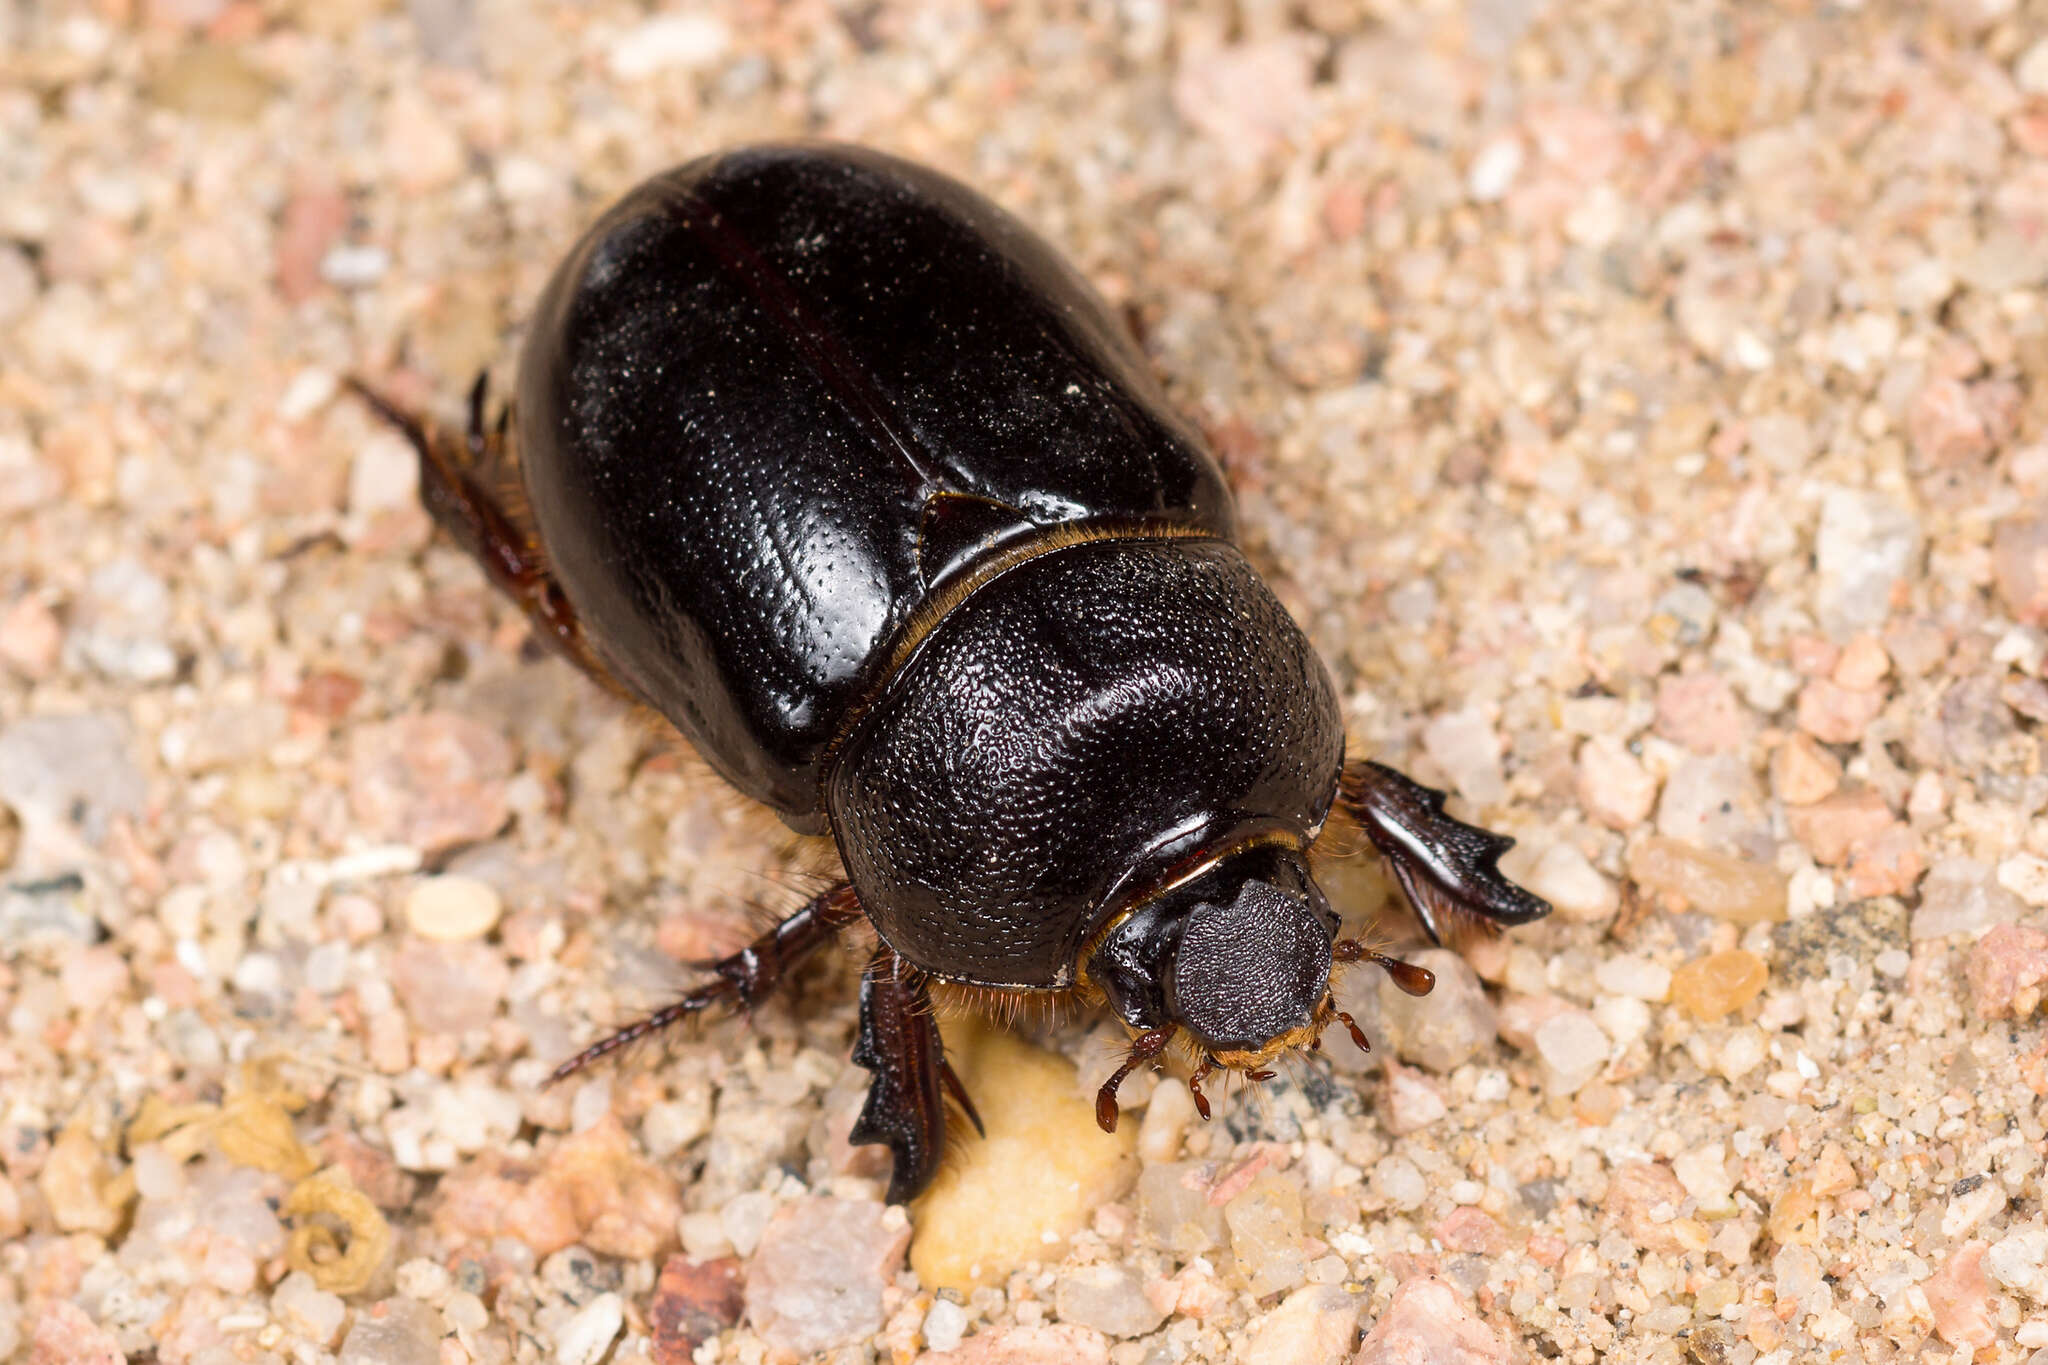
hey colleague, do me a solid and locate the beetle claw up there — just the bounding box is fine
[466,370,491,459]
[941,1058,985,1138]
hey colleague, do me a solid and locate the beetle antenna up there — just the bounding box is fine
[1332,938,1435,996]
[1095,1025,1175,1133]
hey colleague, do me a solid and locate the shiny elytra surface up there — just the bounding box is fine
[513,144,1236,824]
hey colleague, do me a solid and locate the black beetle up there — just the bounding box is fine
[356,144,1549,1203]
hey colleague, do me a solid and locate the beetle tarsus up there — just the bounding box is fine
[547,882,863,1085]
[849,948,959,1204]
[545,992,723,1085]
[1339,759,1552,944]
[1095,1026,1175,1133]
[347,372,616,688]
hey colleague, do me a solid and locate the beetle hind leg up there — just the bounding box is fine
[849,948,979,1204]
[549,882,866,1084]
[1338,759,1552,943]
[348,373,613,687]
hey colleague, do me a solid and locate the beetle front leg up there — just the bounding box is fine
[848,949,978,1204]
[1338,760,1552,943]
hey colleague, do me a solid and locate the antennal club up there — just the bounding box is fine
[1325,940,1437,1057]
[1333,939,1436,997]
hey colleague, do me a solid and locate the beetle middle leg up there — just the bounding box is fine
[849,947,982,1204]
[549,881,867,1083]
[1338,759,1552,943]
[349,373,615,687]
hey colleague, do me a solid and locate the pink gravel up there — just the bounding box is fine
[4,3,2048,1363]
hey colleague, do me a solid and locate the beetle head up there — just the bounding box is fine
[1088,844,1334,1058]
[1168,871,1334,1059]
[1087,842,1434,1132]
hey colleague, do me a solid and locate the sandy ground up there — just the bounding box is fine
[5,1,2048,1363]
